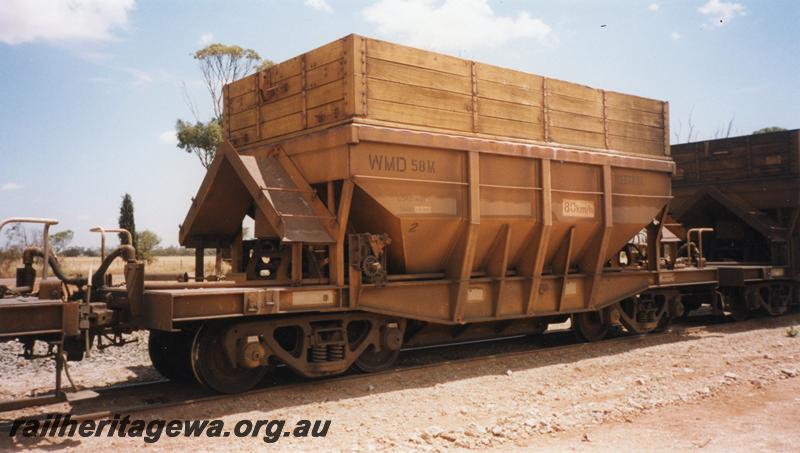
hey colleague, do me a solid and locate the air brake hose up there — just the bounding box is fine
[22,247,87,287]
[90,245,136,289]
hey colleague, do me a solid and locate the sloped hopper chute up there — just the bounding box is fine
[180,141,335,248]
[672,185,788,243]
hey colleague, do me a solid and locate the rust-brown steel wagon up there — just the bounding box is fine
[0,35,796,399]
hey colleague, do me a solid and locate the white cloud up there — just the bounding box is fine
[671,32,682,40]
[363,0,552,52]
[647,3,660,12]
[304,0,333,13]
[0,0,135,45]
[126,68,153,86]
[199,33,214,45]
[1,182,22,192]
[158,130,178,146]
[698,0,746,27]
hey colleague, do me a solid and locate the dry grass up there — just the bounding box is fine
[0,256,229,278]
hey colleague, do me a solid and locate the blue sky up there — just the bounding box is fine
[0,0,798,247]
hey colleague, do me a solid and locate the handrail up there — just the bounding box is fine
[0,218,59,280]
[686,227,714,269]
[89,227,133,261]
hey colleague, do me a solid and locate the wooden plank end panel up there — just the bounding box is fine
[228,91,258,115]
[261,112,304,139]
[227,74,257,98]
[307,100,347,129]
[305,36,347,70]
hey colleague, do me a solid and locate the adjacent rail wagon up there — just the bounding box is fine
[670,129,800,318]
[0,35,797,403]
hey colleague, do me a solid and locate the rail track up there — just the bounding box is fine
[0,315,733,432]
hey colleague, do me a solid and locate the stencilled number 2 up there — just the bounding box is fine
[409,222,419,233]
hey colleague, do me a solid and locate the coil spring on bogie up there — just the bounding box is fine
[311,345,327,362]
[327,344,344,361]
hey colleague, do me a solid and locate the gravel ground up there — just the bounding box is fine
[0,330,157,400]
[2,314,799,452]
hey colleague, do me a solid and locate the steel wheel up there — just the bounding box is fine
[727,289,750,321]
[614,294,673,334]
[191,322,268,394]
[354,344,400,373]
[148,330,194,382]
[353,321,404,373]
[572,310,609,342]
[754,284,791,317]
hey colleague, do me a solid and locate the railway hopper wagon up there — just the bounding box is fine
[0,35,796,400]
[670,130,800,318]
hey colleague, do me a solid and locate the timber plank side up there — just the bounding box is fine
[367,98,473,132]
[606,106,663,128]
[477,116,544,141]
[366,38,471,76]
[548,79,603,103]
[549,111,604,135]
[550,126,606,149]
[368,78,472,113]
[477,97,542,123]
[608,135,665,156]
[607,121,663,142]
[606,91,663,114]
[672,130,800,184]
[548,94,604,118]
[222,33,669,158]
[477,79,543,106]
[475,62,542,89]
[366,58,472,94]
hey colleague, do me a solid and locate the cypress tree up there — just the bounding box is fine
[118,193,138,254]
